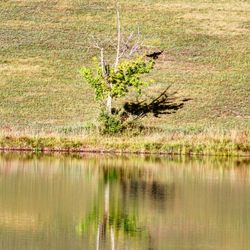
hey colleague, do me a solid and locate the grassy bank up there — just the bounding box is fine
[0,128,249,156]
[0,0,249,154]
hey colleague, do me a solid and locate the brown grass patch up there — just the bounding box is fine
[0,58,45,76]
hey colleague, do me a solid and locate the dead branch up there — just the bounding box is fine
[114,0,121,71]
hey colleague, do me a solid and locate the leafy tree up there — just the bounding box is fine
[80,1,186,134]
[80,1,158,134]
[80,56,155,113]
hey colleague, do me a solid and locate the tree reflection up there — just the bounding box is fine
[77,165,175,249]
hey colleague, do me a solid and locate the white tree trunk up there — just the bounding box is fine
[106,1,120,115]
[114,1,121,71]
[106,95,112,114]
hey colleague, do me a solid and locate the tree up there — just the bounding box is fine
[80,1,156,115]
[80,1,188,134]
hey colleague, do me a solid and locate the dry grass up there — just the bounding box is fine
[0,0,249,153]
[0,127,249,156]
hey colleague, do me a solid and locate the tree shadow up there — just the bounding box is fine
[122,87,191,120]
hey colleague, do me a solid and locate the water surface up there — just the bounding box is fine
[0,153,249,250]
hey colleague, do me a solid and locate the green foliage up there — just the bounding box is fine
[98,110,124,135]
[80,56,155,134]
[80,56,155,102]
[109,57,155,97]
[80,66,107,101]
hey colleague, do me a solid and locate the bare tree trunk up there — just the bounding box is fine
[114,0,121,71]
[107,95,112,114]
[100,48,112,114]
[100,48,105,76]
[104,1,121,115]
[99,1,120,114]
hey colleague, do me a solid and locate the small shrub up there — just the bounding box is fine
[98,111,124,135]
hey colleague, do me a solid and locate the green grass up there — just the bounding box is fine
[0,0,249,155]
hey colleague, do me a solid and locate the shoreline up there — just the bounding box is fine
[0,148,249,158]
[0,135,249,157]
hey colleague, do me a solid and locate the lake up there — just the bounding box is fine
[0,153,249,250]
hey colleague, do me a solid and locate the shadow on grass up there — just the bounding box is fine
[122,87,191,120]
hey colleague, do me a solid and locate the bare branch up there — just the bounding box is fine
[118,27,144,59]
[100,48,105,76]
[114,1,121,71]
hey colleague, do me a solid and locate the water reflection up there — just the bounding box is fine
[0,153,249,250]
[77,165,175,249]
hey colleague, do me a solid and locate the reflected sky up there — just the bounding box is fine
[0,153,249,250]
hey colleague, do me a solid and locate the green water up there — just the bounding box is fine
[0,153,249,250]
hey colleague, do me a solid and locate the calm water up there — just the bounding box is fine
[0,154,250,250]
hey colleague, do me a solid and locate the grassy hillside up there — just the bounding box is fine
[0,0,249,140]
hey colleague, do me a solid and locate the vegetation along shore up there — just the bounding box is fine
[0,128,249,156]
